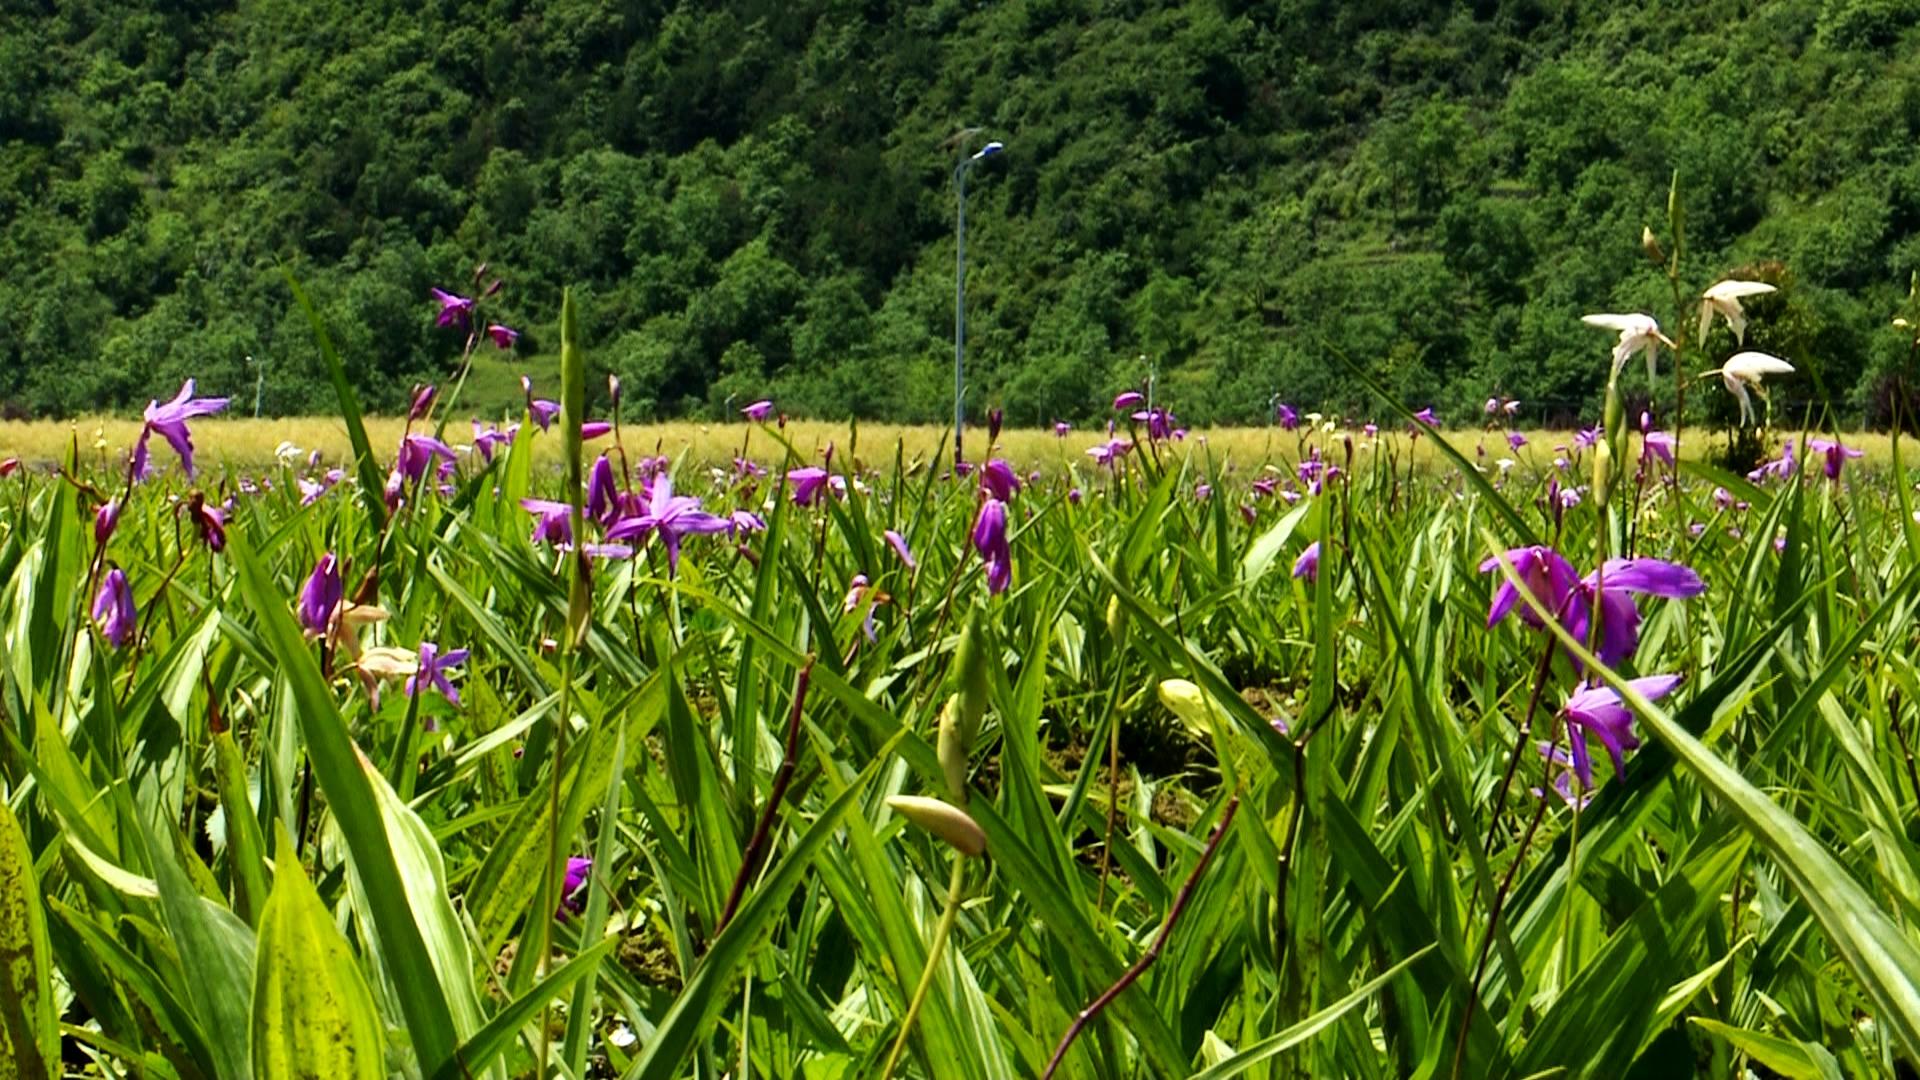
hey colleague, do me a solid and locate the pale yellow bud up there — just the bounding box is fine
[1157,679,1218,741]
[1641,225,1666,267]
[886,795,987,857]
[1592,438,1613,508]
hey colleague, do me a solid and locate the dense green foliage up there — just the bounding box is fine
[7,0,1920,422]
[9,341,1920,1075]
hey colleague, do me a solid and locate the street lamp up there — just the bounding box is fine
[954,137,1003,467]
[246,355,264,418]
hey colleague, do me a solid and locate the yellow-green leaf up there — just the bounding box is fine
[252,832,384,1080]
[0,796,57,1079]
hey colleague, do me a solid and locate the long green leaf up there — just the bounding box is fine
[0,795,57,1078]
[226,531,460,1072]
[253,832,384,1080]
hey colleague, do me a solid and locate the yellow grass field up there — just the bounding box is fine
[0,415,1896,474]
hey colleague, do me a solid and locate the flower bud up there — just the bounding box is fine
[943,610,991,799]
[94,498,121,547]
[886,795,986,857]
[1641,225,1666,267]
[408,383,437,422]
[1105,594,1127,646]
[1592,437,1613,509]
[1158,679,1218,741]
[937,694,970,801]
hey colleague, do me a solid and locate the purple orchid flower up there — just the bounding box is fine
[559,857,592,919]
[728,510,767,536]
[299,553,342,637]
[396,434,456,485]
[431,288,474,329]
[529,399,560,431]
[1483,549,1704,666]
[587,456,618,525]
[1642,431,1676,466]
[1113,391,1145,411]
[471,421,517,463]
[1480,546,1583,630]
[1293,541,1321,583]
[299,469,344,506]
[972,498,1012,594]
[1531,743,1594,810]
[980,458,1021,501]
[93,568,136,648]
[1748,439,1795,482]
[1575,559,1706,666]
[742,399,774,422]
[884,528,917,570]
[843,574,881,642]
[1561,675,1682,789]
[1053,421,1072,438]
[406,641,468,703]
[486,324,519,350]
[408,384,437,422]
[1507,431,1528,451]
[1194,482,1213,501]
[1277,403,1299,430]
[1411,407,1439,428]
[95,499,121,547]
[606,474,730,573]
[191,501,227,552]
[1068,487,1084,505]
[788,466,831,506]
[520,499,574,547]
[1086,439,1130,469]
[134,379,229,480]
[1808,438,1863,480]
[1131,408,1176,441]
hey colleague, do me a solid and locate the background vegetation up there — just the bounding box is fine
[5,0,1920,424]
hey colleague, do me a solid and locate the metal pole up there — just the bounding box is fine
[954,163,968,468]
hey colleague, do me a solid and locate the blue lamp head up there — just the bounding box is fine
[973,141,1005,161]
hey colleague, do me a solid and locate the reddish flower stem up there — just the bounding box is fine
[1041,794,1241,1080]
[715,656,815,938]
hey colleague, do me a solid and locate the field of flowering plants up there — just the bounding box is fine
[8,285,1920,1080]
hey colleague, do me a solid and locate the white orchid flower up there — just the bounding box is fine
[1582,313,1674,380]
[1697,280,1775,344]
[1700,350,1794,427]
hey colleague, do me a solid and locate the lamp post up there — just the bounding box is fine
[954,138,1003,468]
[246,355,264,417]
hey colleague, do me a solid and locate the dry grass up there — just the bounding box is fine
[0,415,1897,474]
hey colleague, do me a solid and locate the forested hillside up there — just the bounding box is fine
[5,0,1920,424]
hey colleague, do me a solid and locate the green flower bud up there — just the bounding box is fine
[1157,679,1218,741]
[953,610,990,745]
[937,694,970,803]
[887,795,987,858]
[1592,437,1613,509]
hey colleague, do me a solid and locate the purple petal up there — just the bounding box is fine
[1587,558,1704,599]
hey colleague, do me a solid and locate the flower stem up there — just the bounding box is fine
[715,658,815,938]
[1042,795,1240,1080]
[877,854,967,1080]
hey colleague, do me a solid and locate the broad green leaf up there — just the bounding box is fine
[226,530,460,1072]
[253,833,383,1080]
[0,795,58,1079]
[1188,945,1436,1079]
[1688,1018,1843,1080]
